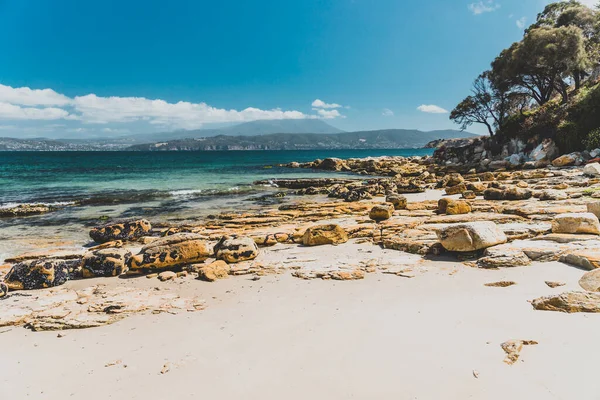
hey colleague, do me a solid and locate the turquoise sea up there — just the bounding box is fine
[0,149,432,208]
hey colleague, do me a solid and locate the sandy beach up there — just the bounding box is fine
[2,258,597,399]
[2,155,600,400]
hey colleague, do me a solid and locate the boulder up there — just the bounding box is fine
[529,139,559,163]
[303,224,349,246]
[439,173,464,188]
[504,187,533,200]
[82,248,131,278]
[560,250,600,270]
[3,258,83,290]
[369,204,395,221]
[214,235,259,263]
[445,183,467,195]
[477,247,531,268]
[583,163,600,177]
[462,190,476,200]
[466,182,486,195]
[317,158,348,171]
[197,260,231,282]
[386,194,407,210]
[539,189,568,201]
[436,221,508,252]
[579,269,600,292]
[552,213,600,235]
[89,219,152,244]
[552,153,580,167]
[532,291,600,313]
[483,187,532,201]
[438,198,471,215]
[588,202,600,219]
[128,233,211,270]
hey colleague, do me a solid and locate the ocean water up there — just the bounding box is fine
[0,149,432,207]
[0,149,432,260]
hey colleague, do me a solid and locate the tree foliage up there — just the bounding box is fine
[451,1,600,136]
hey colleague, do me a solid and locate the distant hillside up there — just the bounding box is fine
[129,129,479,151]
[102,119,344,144]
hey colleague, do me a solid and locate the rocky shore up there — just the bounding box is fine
[3,146,600,398]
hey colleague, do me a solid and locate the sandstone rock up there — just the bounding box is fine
[480,172,495,181]
[560,250,600,270]
[89,219,152,244]
[4,258,83,290]
[477,247,531,268]
[386,194,407,210]
[483,188,504,200]
[545,281,566,288]
[0,204,54,218]
[552,213,600,235]
[438,198,471,215]
[466,182,486,194]
[539,189,568,201]
[128,233,211,270]
[82,248,131,278]
[501,340,538,365]
[532,291,600,313]
[0,285,204,331]
[462,190,476,200]
[583,163,600,177]
[579,269,600,292]
[302,224,349,246]
[439,173,464,188]
[369,204,395,221]
[552,153,579,167]
[588,202,600,219]
[158,271,177,281]
[214,235,259,263]
[504,187,533,200]
[197,260,230,282]
[317,158,348,171]
[437,222,508,252]
[445,183,467,195]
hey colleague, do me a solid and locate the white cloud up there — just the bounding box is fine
[0,84,71,106]
[468,1,500,15]
[417,104,449,114]
[516,17,527,29]
[382,108,394,116]
[0,84,344,129]
[311,99,342,109]
[316,109,342,119]
[0,102,71,120]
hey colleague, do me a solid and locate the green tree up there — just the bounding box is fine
[492,26,589,105]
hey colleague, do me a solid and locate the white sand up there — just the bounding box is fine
[2,259,598,399]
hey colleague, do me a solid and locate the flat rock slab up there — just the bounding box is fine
[235,241,423,280]
[0,285,205,331]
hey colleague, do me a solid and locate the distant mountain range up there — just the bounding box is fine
[0,119,478,151]
[129,129,477,151]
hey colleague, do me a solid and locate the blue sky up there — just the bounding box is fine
[0,0,593,138]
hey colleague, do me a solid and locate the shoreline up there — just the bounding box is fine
[1,151,600,399]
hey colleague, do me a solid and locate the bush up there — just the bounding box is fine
[584,128,600,150]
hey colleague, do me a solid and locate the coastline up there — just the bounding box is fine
[1,150,600,399]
